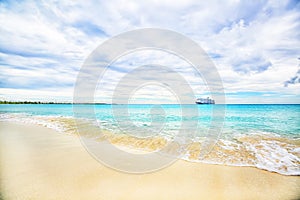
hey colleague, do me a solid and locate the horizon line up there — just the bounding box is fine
[0,101,299,105]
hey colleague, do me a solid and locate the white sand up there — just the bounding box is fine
[0,122,299,200]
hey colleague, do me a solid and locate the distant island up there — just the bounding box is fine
[0,101,109,105]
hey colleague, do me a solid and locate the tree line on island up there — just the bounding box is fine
[0,101,109,104]
[0,101,65,104]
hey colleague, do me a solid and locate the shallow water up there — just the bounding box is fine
[1,104,299,175]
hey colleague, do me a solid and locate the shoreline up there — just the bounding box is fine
[1,121,299,199]
[1,113,299,176]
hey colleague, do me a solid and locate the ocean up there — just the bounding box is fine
[0,104,299,175]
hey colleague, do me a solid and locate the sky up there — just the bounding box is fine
[0,0,299,104]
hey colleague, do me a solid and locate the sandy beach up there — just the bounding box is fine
[0,121,299,200]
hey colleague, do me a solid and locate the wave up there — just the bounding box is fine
[185,136,300,176]
[1,113,299,176]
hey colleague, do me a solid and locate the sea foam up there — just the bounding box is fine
[1,113,299,176]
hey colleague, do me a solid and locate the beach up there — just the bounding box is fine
[1,121,299,200]
[1,0,300,199]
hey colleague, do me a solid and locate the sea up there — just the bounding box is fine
[0,104,299,175]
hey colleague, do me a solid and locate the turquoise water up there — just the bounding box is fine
[1,104,299,138]
[1,104,299,175]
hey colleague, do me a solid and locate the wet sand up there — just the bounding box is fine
[0,122,299,200]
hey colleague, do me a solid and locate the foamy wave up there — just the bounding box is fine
[185,135,300,176]
[0,113,74,133]
[1,113,299,175]
[240,136,299,175]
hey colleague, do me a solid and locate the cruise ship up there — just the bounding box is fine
[195,97,215,104]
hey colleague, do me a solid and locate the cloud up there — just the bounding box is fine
[0,0,299,103]
[72,21,108,37]
[284,74,300,87]
[284,59,300,87]
[232,54,272,74]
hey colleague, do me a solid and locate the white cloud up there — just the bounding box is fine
[0,0,299,103]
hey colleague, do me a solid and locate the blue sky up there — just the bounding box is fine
[0,0,299,104]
